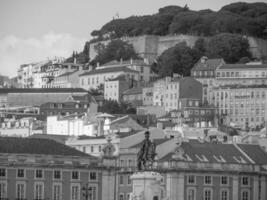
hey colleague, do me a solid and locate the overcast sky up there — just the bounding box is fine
[0,0,262,77]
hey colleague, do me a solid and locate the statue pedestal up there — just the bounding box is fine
[130,171,164,200]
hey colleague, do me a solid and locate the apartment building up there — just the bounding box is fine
[104,75,131,102]
[213,85,267,129]
[163,77,203,112]
[191,56,225,103]
[216,63,267,86]
[79,66,139,90]
[52,69,86,88]
[99,58,157,82]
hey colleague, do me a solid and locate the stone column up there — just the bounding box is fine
[232,175,239,200]
[177,173,184,200]
[253,176,259,200]
[260,176,266,200]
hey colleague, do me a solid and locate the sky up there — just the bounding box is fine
[0,0,262,77]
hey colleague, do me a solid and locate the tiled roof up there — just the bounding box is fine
[106,75,127,82]
[0,137,94,157]
[0,88,87,94]
[237,144,267,165]
[57,70,78,78]
[130,138,170,149]
[29,134,69,144]
[160,139,255,164]
[122,87,143,95]
[192,57,224,71]
[218,64,267,70]
[102,59,150,66]
[79,66,138,77]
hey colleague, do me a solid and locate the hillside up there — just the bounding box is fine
[91,2,267,40]
[68,2,267,64]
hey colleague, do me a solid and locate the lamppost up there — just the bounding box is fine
[82,183,92,200]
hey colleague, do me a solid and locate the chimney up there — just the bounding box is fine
[144,58,149,65]
[120,58,123,65]
[130,58,133,65]
[97,62,100,68]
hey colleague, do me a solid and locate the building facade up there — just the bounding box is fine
[213,85,267,129]
[191,57,225,104]
[79,67,139,90]
[104,75,131,102]
[0,137,115,200]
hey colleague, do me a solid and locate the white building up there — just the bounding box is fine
[104,75,130,102]
[99,59,157,82]
[79,66,139,90]
[46,114,98,136]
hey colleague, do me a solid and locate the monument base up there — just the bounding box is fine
[130,171,165,200]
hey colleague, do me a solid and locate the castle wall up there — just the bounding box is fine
[89,35,267,62]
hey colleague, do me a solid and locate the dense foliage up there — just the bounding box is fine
[91,2,267,40]
[206,33,251,63]
[90,39,139,66]
[153,33,251,77]
[152,42,201,77]
[98,100,136,114]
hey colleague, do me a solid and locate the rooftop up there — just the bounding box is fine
[79,66,138,77]
[56,70,78,78]
[123,87,143,95]
[192,57,224,71]
[0,88,87,94]
[102,59,150,67]
[218,64,267,70]
[160,139,267,165]
[0,137,93,158]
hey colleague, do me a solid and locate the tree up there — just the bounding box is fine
[91,39,139,66]
[206,33,251,63]
[98,100,136,114]
[153,42,201,77]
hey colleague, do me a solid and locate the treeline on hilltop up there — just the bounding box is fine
[91,2,267,40]
[66,2,267,65]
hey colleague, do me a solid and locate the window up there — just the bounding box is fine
[98,146,102,152]
[241,189,249,200]
[221,176,228,185]
[119,194,124,200]
[220,189,229,200]
[188,175,195,184]
[187,188,196,200]
[35,169,43,179]
[90,172,97,180]
[72,171,79,180]
[87,185,97,200]
[71,184,80,200]
[204,188,212,200]
[34,182,44,200]
[53,183,62,200]
[204,176,212,185]
[0,169,6,177]
[119,175,124,185]
[17,169,25,178]
[0,181,7,198]
[91,146,94,153]
[54,170,61,179]
[127,175,131,185]
[16,182,26,199]
[189,101,193,106]
[242,177,249,186]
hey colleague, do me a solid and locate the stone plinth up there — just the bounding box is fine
[130,171,164,200]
